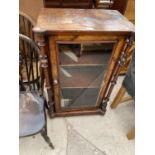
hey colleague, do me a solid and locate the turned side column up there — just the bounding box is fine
[100,34,135,113]
[34,30,55,117]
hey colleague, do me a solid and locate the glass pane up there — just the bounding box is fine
[58,43,114,110]
[67,124,106,155]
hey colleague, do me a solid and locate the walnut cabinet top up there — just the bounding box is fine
[33,8,135,35]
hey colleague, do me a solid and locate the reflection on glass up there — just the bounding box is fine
[58,43,114,110]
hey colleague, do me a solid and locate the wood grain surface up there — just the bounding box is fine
[34,8,134,34]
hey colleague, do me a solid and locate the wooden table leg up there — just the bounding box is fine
[110,86,126,109]
[127,127,135,140]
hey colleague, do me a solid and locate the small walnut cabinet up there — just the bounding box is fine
[33,8,134,117]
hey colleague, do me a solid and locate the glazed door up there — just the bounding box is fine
[56,42,116,111]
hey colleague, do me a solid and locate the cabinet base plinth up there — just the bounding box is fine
[49,108,106,117]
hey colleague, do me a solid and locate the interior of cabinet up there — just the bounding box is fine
[57,43,115,110]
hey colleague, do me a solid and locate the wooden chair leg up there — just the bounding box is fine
[41,127,54,149]
[120,96,133,103]
[127,127,135,140]
[110,86,126,109]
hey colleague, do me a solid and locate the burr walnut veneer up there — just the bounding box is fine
[33,8,134,117]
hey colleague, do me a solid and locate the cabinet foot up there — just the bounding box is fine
[97,100,108,115]
[100,99,108,112]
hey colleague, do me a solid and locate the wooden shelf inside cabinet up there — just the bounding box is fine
[60,64,107,88]
[59,47,112,88]
[59,49,112,66]
[33,8,135,117]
